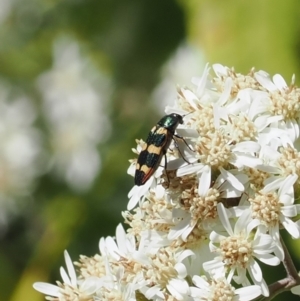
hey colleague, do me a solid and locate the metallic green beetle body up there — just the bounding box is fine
[135,113,183,186]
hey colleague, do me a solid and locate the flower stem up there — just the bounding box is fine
[259,236,300,301]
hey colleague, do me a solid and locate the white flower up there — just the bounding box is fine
[99,223,144,264]
[191,273,262,301]
[36,37,111,191]
[258,144,300,193]
[255,71,300,119]
[139,247,193,301]
[34,63,300,301]
[172,87,263,197]
[0,89,42,223]
[95,264,145,301]
[247,174,300,261]
[203,203,280,296]
[168,173,243,243]
[33,251,102,300]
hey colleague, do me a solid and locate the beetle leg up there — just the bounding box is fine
[174,134,194,152]
[173,137,192,164]
[163,153,170,187]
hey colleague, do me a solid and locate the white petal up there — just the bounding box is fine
[128,184,137,199]
[256,165,280,173]
[115,224,127,253]
[255,115,272,132]
[217,203,233,235]
[60,267,70,286]
[192,275,209,289]
[176,128,199,138]
[177,162,204,177]
[253,233,274,251]
[233,154,262,169]
[64,250,77,286]
[80,277,103,294]
[219,167,244,192]
[167,279,190,300]
[198,165,211,196]
[256,278,269,297]
[128,179,154,210]
[174,262,188,279]
[168,214,192,240]
[213,64,229,77]
[99,237,106,256]
[234,285,262,301]
[234,266,247,284]
[246,219,260,234]
[33,282,60,297]
[248,258,262,282]
[291,285,300,295]
[194,63,210,97]
[253,252,280,266]
[281,216,300,238]
[213,104,221,128]
[273,74,287,91]
[279,193,294,206]
[278,174,297,197]
[273,243,285,262]
[177,250,195,263]
[248,94,270,120]
[127,163,136,176]
[281,205,298,217]
[181,89,199,105]
[127,195,139,211]
[145,286,162,299]
[203,258,224,272]
[217,77,232,106]
[167,158,186,170]
[235,209,251,233]
[105,236,119,260]
[255,72,277,91]
[232,141,261,153]
[165,106,189,116]
[286,119,299,142]
[262,177,285,193]
[181,223,195,242]
[210,231,226,243]
[295,205,300,214]
[190,287,208,298]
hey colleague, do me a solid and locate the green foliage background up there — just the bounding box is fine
[1,0,300,300]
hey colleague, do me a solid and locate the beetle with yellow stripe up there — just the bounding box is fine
[135,113,189,186]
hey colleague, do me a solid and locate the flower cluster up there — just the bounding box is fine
[0,89,41,221]
[34,64,300,301]
[37,37,111,191]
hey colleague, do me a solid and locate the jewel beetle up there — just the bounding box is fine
[134,113,188,186]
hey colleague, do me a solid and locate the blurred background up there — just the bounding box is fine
[0,0,300,300]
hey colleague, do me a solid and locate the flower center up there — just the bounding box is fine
[76,254,106,279]
[195,131,232,168]
[269,87,300,120]
[208,279,236,301]
[213,67,263,96]
[244,167,269,191]
[146,248,178,288]
[219,234,253,269]
[249,191,281,227]
[192,105,215,137]
[181,187,220,224]
[277,146,300,184]
[228,114,257,143]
